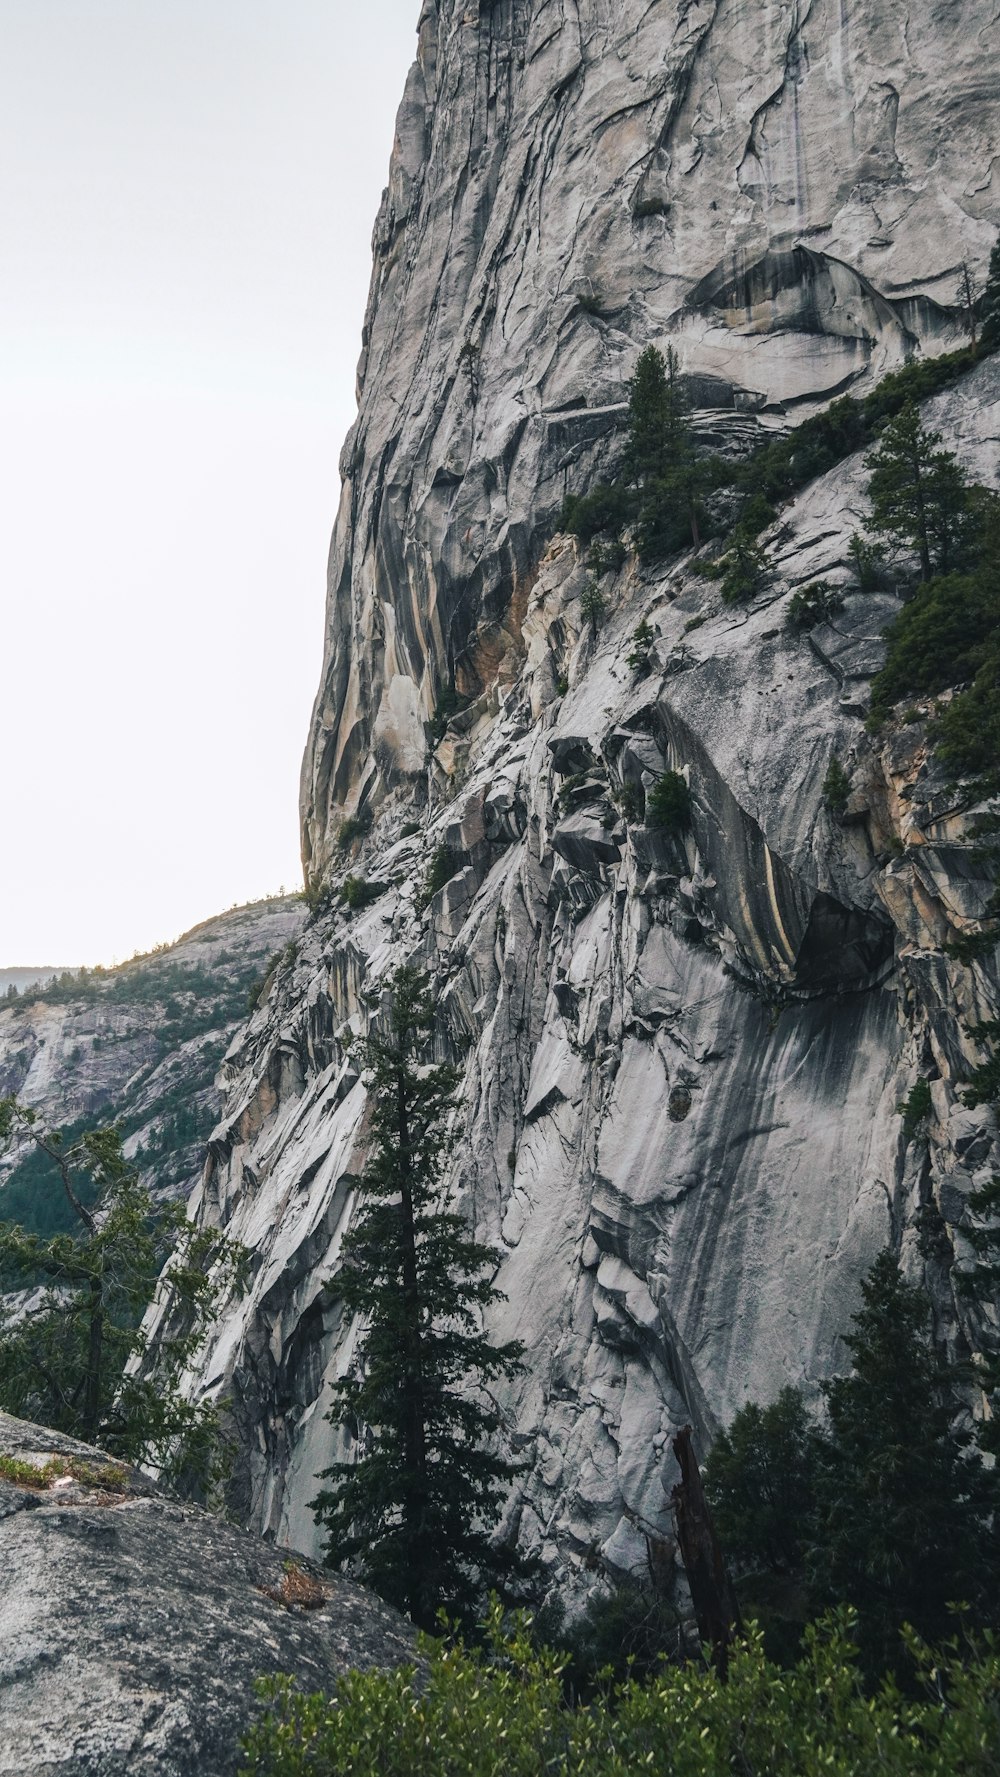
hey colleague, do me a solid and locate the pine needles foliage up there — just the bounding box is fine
[706,1252,1000,1685]
[312,968,526,1631]
[0,1097,245,1489]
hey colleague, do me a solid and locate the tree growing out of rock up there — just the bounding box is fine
[647,769,692,832]
[865,401,970,582]
[822,755,851,816]
[312,967,526,1630]
[981,232,1000,355]
[0,1097,245,1488]
[626,345,707,557]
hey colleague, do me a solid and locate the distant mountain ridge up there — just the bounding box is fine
[0,897,306,1236]
[0,967,76,996]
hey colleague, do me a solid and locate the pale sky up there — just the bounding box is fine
[1,0,419,966]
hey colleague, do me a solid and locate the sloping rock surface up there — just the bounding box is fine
[154,362,1000,1600]
[0,1412,415,1777]
[302,0,1000,875]
[145,2,1000,1612]
[0,898,305,1211]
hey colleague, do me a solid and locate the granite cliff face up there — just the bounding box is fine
[302,0,998,872]
[157,1,1000,1599]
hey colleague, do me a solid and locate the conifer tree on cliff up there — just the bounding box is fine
[0,1097,244,1488]
[810,1251,1000,1679]
[312,967,525,1630]
[955,1170,1000,1457]
[626,344,706,557]
[865,401,970,582]
[980,231,1000,355]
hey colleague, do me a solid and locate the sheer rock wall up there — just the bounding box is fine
[156,1,1000,1598]
[302,0,999,879]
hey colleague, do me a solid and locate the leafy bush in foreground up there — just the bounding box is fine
[241,1605,1000,1777]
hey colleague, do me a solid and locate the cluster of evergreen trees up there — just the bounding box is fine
[561,231,1000,610]
[704,1249,1000,1682]
[0,1096,245,1488]
[865,405,1000,781]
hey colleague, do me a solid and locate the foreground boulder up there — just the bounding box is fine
[0,1412,415,1776]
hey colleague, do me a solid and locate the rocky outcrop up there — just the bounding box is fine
[145,3,1000,1610]
[0,898,304,1209]
[302,0,999,881]
[158,363,1000,1598]
[0,1411,415,1777]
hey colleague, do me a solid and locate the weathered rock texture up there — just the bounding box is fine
[150,1,1000,1603]
[302,0,999,874]
[0,1411,415,1776]
[0,898,304,1211]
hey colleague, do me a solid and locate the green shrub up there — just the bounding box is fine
[416,845,461,912]
[737,491,778,537]
[822,755,851,816]
[867,486,1000,749]
[339,876,383,913]
[944,926,1000,965]
[933,642,1000,779]
[241,1604,1000,1777]
[399,821,421,840]
[785,581,845,631]
[557,771,595,815]
[336,814,371,852]
[899,1078,933,1138]
[870,570,1000,720]
[560,483,635,546]
[635,492,701,564]
[848,531,887,591]
[963,1021,1000,1109]
[720,533,770,605]
[587,538,627,575]
[302,878,334,916]
[626,618,656,673]
[580,580,606,629]
[647,770,691,832]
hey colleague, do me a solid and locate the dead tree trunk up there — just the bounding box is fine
[671,1425,742,1680]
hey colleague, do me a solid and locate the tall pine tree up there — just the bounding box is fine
[312,967,525,1629]
[865,401,969,582]
[810,1250,999,1679]
[981,231,1000,354]
[956,1172,1000,1457]
[626,345,706,556]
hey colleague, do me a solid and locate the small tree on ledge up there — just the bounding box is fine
[312,966,526,1630]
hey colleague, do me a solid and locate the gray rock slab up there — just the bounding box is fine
[0,1412,415,1777]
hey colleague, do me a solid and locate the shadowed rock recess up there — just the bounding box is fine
[147,1,1000,1603]
[0,1412,416,1776]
